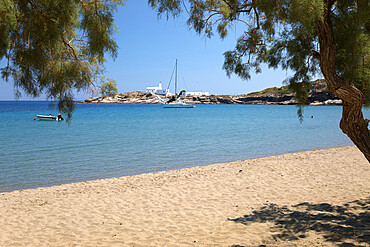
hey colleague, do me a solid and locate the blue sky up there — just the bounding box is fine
[0,1,293,100]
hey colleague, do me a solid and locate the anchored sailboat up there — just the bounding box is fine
[163,59,195,108]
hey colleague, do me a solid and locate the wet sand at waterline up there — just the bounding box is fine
[0,146,369,246]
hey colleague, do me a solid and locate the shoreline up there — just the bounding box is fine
[1,146,368,246]
[79,80,342,106]
[1,144,352,194]
[79,93,342,106]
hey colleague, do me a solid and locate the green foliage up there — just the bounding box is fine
[247,85,292,95]
[0,0,124,120]
[100,78,118,97]
[149,0,369,105]
[311,80,327,91]
[146,92,152,97]
[262,87,292,94]
[333,1,370,106]
[148,0,182,18]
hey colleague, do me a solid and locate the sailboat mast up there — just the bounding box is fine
[175,59,178,101]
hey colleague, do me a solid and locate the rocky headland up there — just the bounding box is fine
[79,79,342,105]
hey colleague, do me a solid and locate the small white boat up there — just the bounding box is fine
[163,59,195,109]
[163,101,195,108]
[36,114,64,121]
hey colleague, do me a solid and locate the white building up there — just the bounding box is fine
[145,82,169,96]
[179,91,210,97]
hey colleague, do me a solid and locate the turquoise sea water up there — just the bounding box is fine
[1,101,368,192]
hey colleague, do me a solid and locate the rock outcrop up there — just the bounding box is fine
[79,80,342,105]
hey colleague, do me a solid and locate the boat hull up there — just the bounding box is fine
[37,115,62,121]
[163,103,195,108]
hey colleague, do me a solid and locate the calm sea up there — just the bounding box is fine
[1,101,368,192]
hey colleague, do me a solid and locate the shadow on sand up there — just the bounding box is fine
[228,198,369,247]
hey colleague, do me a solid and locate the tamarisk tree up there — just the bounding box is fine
[0,0,124,119]
[149,0,370,161]
[100,78,118,97]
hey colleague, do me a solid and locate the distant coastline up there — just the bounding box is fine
[79,79,342,106]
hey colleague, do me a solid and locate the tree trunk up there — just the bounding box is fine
[316,1,370,162]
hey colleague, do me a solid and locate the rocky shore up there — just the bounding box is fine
[79,80,342,105]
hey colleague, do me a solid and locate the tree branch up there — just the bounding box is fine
[61,34,79,61]
[311,50,320,59]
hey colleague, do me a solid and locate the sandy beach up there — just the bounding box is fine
[0,146,368,246]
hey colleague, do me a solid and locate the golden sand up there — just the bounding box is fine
[0,146,368,246]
